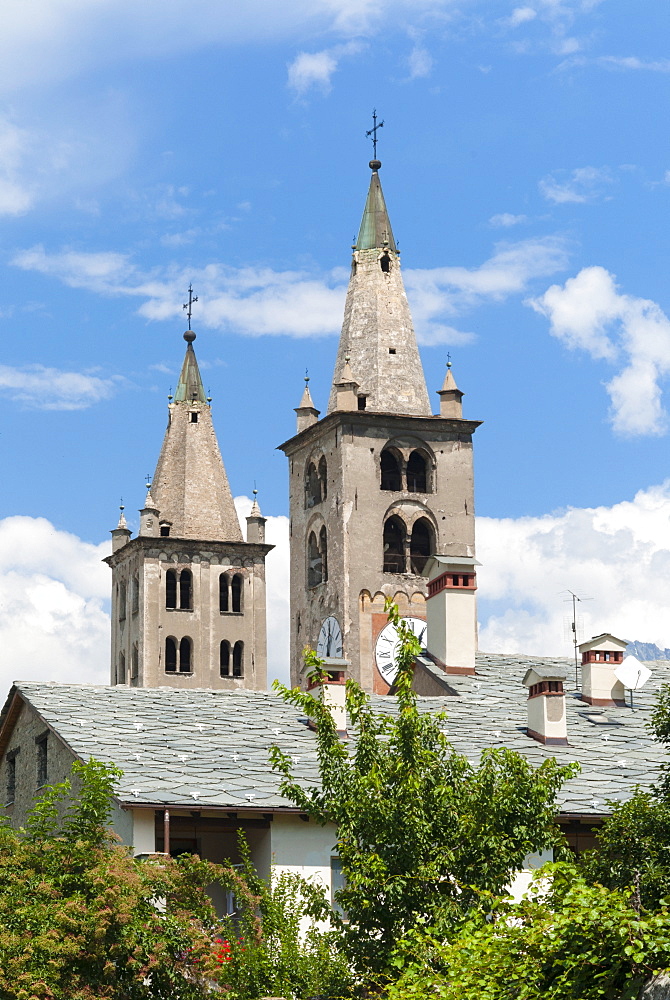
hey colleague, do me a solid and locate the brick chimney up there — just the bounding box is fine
[425,555,479,675]
[578,634,627,706]
[523,664,568,745]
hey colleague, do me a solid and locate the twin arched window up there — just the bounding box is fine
[220,640,244,677]
[307,525,328,588]
[383,516,434,576]
[166,569,192,610]
[220,573,243,613]
[165,636,192,673]
[380,449,430,493]
[305,456,327,508]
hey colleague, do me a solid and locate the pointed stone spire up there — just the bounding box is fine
[328,161,431,417]
[139,483,160,537]
[111,503,131,552]
[437,360,464,418]
[174,331,208,403]
[295,373,320,432]
[246,488,266,543]
[356,161,397,253]
[150,331,243,541]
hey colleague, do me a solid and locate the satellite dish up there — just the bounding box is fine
[615,655,652,691]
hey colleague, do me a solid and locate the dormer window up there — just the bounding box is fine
[159,522,171,537]
[190,412,198,423]
[357,395,367,411]
[380,252,391,273]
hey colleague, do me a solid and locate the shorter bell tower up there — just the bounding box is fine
[105,327,273,691]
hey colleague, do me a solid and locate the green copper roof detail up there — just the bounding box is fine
[356,168,397,252]
[174,341,208,403]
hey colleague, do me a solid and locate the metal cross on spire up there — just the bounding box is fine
[183,284,198,330]
[366,109,384,159]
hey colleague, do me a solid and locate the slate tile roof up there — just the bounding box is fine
[6,651,669,817]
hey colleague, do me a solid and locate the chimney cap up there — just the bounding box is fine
[523,663,568,686]
[578,633,628,653]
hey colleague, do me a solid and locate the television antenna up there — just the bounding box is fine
[561,590,593,688]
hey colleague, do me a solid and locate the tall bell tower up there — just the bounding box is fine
[279,157,481,693]
[106,326,273,691]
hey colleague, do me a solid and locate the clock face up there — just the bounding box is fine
[374,616,427,685]
[317,616,343,658]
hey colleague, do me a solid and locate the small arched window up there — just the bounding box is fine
[307,531,323,588]
[319,526,328,583]
[318,456,328,501]
[219,573,230,613]
[233,641,244,677]
[131,644,139,685]
[231,574,243,613]
[118,581,127,621]
[380,450,402,491]
[305,461,322,508]
[179,636,192,673]
[166,570,177,610]
[383,516,406,573]
[131,576,139,614]
[118,652,126,684]
[380,252,391,273]
[220,640,231,677]
[407,451,428,493]
[165,637,177,673]
[179,570,192,610]
[410,518,434,575]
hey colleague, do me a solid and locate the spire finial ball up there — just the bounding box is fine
[184,330,196,344]
[369,159,381,171]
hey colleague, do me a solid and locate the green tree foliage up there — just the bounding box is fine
[0,758,346,1000]
[214,834,352,1000]
[270,604,578,981]
[383,864,670,1000]
[0,758,224,999]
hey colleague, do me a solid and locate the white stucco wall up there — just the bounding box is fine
[270,814,337,895]
[507,848,553,901]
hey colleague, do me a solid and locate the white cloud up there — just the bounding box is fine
[539,165,613,204]
[405,236,569,343]
[0,517,110,698]
[477,482,670,657]
[509,7,537,26]
[489,212,528,227]
[0,118,33,215]
[0,364,120,410]
[13,236,569,346]
[234,497,289,685]
[287,40,363,95]
[529,265,670,436]
[407,44,434,79]
[563,55,670,73]
[0,0,456,97]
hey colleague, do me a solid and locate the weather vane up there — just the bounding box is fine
[366,109,384,159]
[183,284,198,330]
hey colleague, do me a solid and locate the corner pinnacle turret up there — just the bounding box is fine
[327,158,431,416]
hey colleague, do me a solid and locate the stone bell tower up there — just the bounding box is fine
[105,327,273,691]
[279,158,481,694]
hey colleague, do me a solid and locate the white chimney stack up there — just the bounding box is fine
[578,633,627,706]
[523,664,568,746]
[425,555,479,675]
[307,660,348,736]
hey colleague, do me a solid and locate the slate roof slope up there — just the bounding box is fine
[7,652,670,817]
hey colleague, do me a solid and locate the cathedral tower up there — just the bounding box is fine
[106,329,273,691]
[279,159,481,693]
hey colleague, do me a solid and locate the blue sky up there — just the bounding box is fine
[1,0,670,690]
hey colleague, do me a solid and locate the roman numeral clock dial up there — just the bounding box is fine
[374,617,427,685]
[316,616,343,658]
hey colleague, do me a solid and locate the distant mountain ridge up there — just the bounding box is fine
[626,640,670,661]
